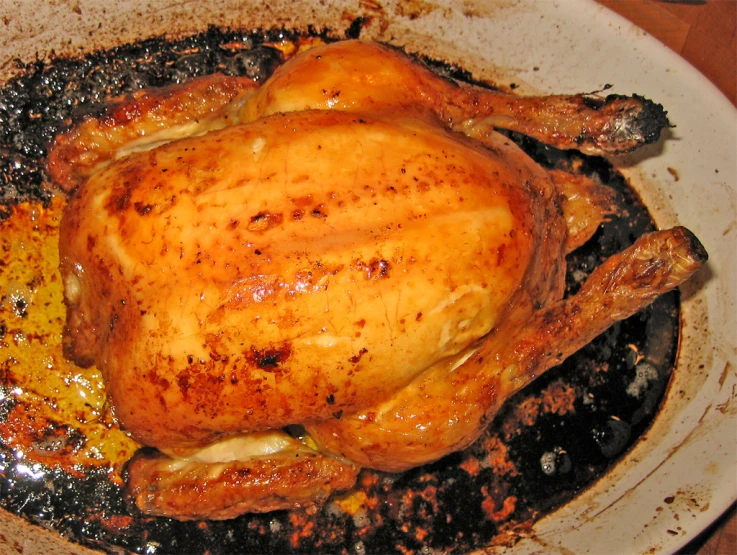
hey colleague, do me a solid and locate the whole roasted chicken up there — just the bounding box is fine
[48,40,706,520]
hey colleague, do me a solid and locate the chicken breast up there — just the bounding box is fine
[48,39,706,520]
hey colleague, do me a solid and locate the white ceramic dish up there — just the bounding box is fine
[0,1,735,553]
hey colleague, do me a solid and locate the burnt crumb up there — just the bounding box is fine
[247,344,292,370]
[0,388,16,423]
[311,204,327,218]
[12,297,28,318]
[258,353,280,367]
[631,94,671,144]
[326,394,335,405]
[344,17,368,39]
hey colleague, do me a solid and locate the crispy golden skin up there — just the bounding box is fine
[126,438,360,521]
[306,226,707,472]
[49,39,703,520]
[60,107,561,447]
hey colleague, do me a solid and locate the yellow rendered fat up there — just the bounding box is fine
[333,488,369,516]
[0,198,139,481]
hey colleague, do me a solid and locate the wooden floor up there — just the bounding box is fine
[598,0,736,105]
[596,2,736,554]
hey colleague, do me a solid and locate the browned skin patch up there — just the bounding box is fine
[248,211,284,232]
[247,343,292,370]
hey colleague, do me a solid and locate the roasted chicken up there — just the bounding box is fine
[48,40,706,520]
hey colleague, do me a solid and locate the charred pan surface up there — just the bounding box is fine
[0,27,681,554]
[0,27,288,219]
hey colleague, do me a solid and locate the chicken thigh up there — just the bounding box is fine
[48,40,706,520]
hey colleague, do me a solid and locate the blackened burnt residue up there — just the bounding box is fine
[420,56,497,90]
[0,26,304,219]
[630,93,672,145]
[345,16,369,40]
[580,93,671,147]
[0,29,679,555]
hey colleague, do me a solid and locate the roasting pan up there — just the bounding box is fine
[0,0,734,553]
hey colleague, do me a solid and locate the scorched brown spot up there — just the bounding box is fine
[247,211,283,232]
[349,348,368,364]
[133,202,153,216]
[147,369,171,391]
[204,331,230,363]
[106,184,133,213]
[311,204,327,218]
[176,363,226,404]
[247,344,292,370]
[353,258,391,280]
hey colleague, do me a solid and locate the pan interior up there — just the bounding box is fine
[0,27,680,554]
